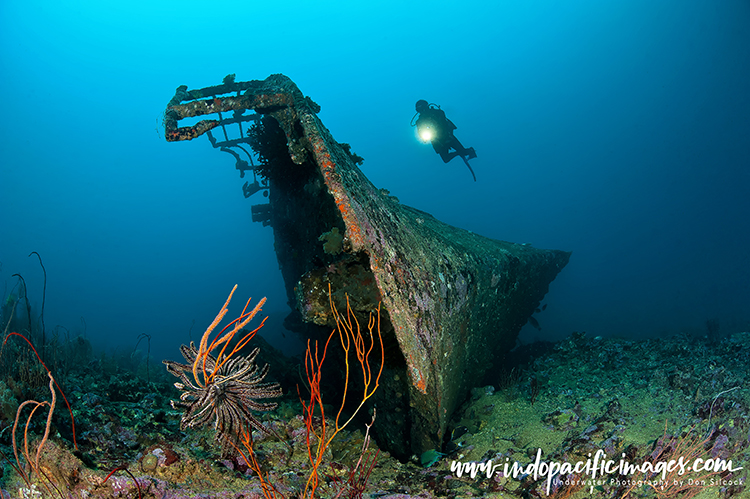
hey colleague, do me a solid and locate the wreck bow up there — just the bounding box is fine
[163,74,571,458]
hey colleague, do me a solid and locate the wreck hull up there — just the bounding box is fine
[164,74,571,458]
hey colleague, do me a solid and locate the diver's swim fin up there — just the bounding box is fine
[461,155,477,182]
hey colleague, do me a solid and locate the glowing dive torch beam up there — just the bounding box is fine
[418,126,434,143]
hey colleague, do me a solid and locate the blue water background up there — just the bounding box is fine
[1,0,748,362]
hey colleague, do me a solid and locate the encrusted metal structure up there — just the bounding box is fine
[164,74,571,458]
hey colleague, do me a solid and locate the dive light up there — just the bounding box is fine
[417,123,435,143]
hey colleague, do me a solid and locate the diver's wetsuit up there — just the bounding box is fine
[416,107,473,163]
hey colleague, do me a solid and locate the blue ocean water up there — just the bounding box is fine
[1,0,748,364]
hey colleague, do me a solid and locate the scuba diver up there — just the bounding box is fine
[412,99,477,181]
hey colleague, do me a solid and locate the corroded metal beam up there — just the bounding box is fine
[163,74,571,459]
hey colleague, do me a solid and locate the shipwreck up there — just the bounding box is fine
[163,74,571,459]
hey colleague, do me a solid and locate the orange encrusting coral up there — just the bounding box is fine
[304,122,365,252]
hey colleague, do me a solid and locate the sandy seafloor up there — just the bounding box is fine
[1,329,749,499]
